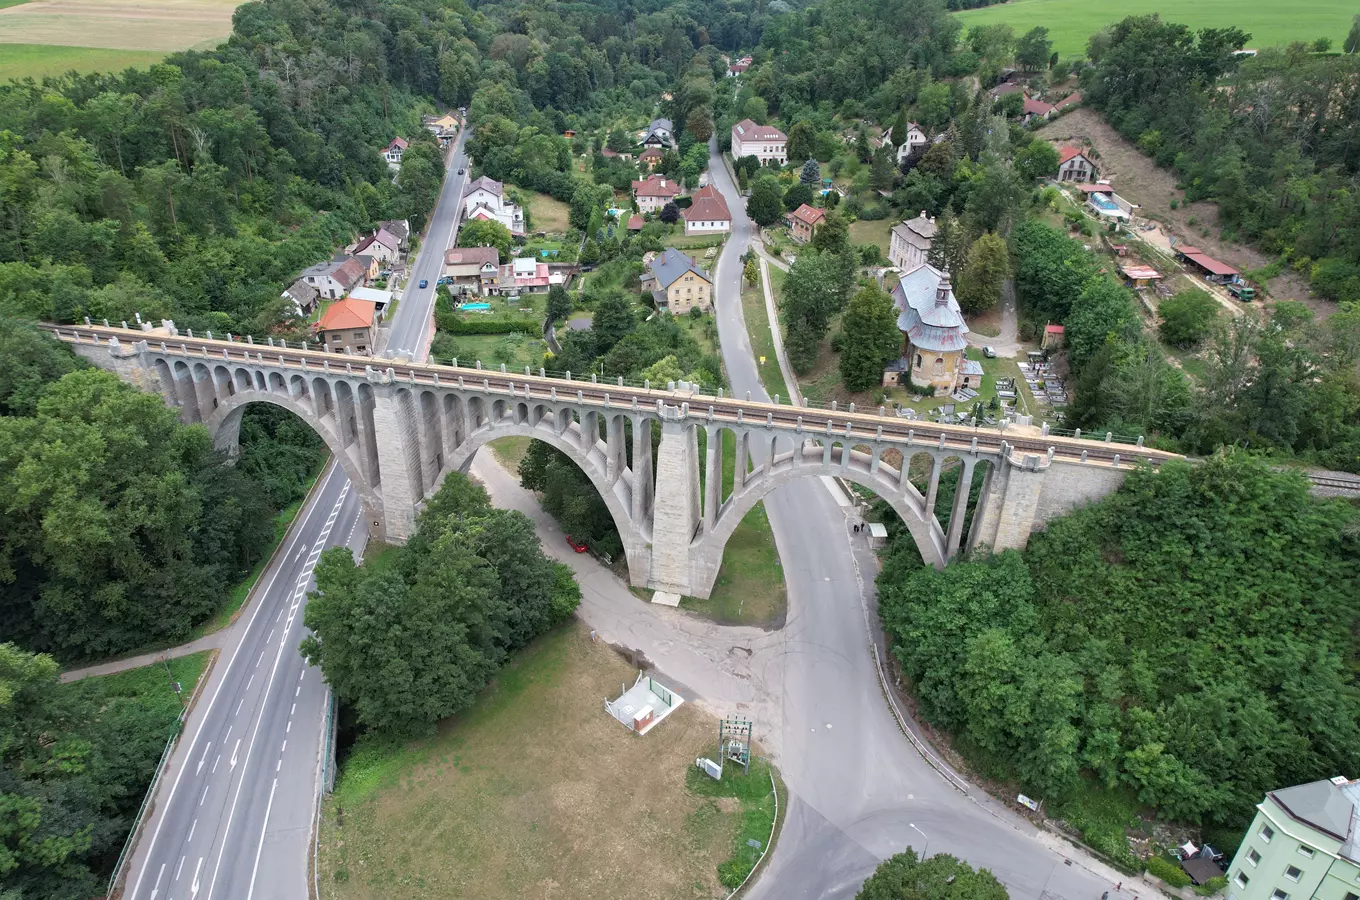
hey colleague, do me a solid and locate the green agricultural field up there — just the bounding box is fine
[954,0,1354,58]
[0,44,165,81]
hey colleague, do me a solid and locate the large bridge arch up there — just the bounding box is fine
[204,389,386,538]
[695,442,949,585]
[439,410,652,588]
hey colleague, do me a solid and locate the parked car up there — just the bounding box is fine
[457,168,464,174]
[983,346,997,358]
[419,279,428,289]
[566,536,589,553]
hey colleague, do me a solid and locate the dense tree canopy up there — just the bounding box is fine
[839,284,901,391]
[301,474,580,735]
[878,453,1360,833]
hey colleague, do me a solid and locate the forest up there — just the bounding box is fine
[878,453,1360,860]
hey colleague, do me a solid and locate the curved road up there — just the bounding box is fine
[704,140,1121,900]
[122,130,468,900]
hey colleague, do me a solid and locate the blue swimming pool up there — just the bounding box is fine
[461,302,491,311]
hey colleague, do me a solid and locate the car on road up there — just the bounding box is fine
[983,346,997,358]
[419,279,428,289]
[566,536,589,553]
[458,168,464,174]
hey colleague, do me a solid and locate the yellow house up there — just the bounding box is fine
[643,248,712,314]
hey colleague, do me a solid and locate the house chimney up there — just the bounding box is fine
[935,271,952,306]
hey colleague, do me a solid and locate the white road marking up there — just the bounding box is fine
[187,818,196,842]
[286,720,291,733]
[235,698,244,716]
[190,857,203,898]
[149,863,165,900]
[205,481,350,900]
[255,651,264,667]
[280,740,286,754]
[295,686,300,697]
[244,779,279,900]
[266,629,274,643]
[245,674,253,691]
[230,740,240,769]
[199,785,208,806]
[175,856,185,880]
[195,742,212,775]
[290,703,295,715]
[211,754,220,774]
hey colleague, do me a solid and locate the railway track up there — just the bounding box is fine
[46,322,1183,470]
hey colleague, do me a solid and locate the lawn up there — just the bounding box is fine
[686,430,788,629]
[318,623,770,900]
[953,0,1353,58]
[437,332,546,371]
[515,187,572,234]
[675,309,720,360]
[487,435,532,473]
[740,268,793,401]
[64,650,214,712]
[0,44,165,81]
[848,217,894,259]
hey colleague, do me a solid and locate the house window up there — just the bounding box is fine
[353,331,366,340]
[933,357,944,376]
[1260,826,1275,843]
[1285,867,1302,883]
[1271,890,1288,900]
[915,354,922,368]
[1344,893,1358,900]
[1235,873,1249,890]
[1246,850,1261,866]
[356,345,366,352]
[1297,847,1314,859]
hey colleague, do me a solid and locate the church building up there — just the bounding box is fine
[886,264,979,396]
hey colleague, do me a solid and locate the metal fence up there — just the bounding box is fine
[105,718,183,898]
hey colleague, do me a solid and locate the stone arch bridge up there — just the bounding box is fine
[49,323,1180,599]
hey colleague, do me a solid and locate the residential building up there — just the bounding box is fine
[642,247,712,314]
[383,137,408,166]
[443,246,501,295]
[731,119,787,166]
[282,279,319,317]
[632,174,683,214]
[992,81,1023,97]
[298,256,366,300]
[884,122,929,165]
[462,176,525,236]
[789,204,825,244]
[421,113,460,146]
[639,118,676,150]
[682,184,732,235]
[380,219,410,250]
[638,147,664,170]
[1225,777,1360,900]
[728,56,752,77]
[1057,146,1098,182]
[1021,97,1055,125]
[493,257,558,295]
[627,215,645,232]
[1055,91,1082,111]
[315,298,376,354]
[352,227,402,265]
[889,212,937,272]
[354,254,380,283]
[888,264,971,395]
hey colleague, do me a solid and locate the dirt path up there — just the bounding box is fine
[1038,108,1324,317]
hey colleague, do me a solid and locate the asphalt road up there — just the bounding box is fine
[122,134,466,900]
[705,141,1118,900]
[385,129,469,361]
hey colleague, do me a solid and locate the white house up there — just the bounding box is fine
[298,256,366,300]
[731,119,787,166]
[351,227,401,265]
[885,122,929,165]
[631,174,683,214]
[1056,146,1098,182]
[383,137,407,167]
[681,185,731,235]
[889,212,936,272]
[462,176,525,236]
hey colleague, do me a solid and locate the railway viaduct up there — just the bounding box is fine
[48,322,1181,599]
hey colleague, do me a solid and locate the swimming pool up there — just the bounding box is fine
[460,302,491,311]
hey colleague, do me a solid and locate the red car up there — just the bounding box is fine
[566,536,589,553]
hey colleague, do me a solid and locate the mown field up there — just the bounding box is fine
[0,0,237,81]
[954,0,1353,58]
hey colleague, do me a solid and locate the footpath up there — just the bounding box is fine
[59,633,227,683]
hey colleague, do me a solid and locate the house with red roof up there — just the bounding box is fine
[631,174,683,214]
[1056,146,1098,182]
[682,185,731,235]
[727,56,753,77]
[1021,97,1055,125]
[383,137,408,166]
[638,147,664,171]
[731,119,787,165]
[315,298,376,355]
[788,204,825,244]
[1056,91,1082,111]
[627,215,645,232]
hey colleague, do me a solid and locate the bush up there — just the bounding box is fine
[1196,877,1228,896]
[858,204,888,220]
[435,313,538,335]
[1147,856,1191,888]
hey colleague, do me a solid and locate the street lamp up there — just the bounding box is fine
[909,823,930,859]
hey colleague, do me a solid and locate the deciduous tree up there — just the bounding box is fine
[838,285,902,392]
[955,232,1010,314]
[746,176,784,227]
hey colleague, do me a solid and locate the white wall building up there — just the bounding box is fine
[462,176,525,236]
[731,119,787,166]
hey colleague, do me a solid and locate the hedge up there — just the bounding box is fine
[1147,856,1192,888]
[435,313,538,336]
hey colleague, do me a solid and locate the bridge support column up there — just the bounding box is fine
[370,383,421,541]
[703,425,721,533]
[924,456,942,520]
[946,458,977,559]
[647,417,709,595]
[605,416,625,485]
[734,431,749,489]
[630,417,653,523]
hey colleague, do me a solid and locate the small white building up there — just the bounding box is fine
[383,137,407,167]
[605,673,685,736]
[886,122,929,165]
[681,184,732,235]
[462,176,525,236]
[731,119,787,166]
[889,212,937,272]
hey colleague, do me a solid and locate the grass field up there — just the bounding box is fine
[319,623,771,900]
[954,0,1354,58]
[0,43,165,80]
[848,217,894,258]
[516,187,572,234]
